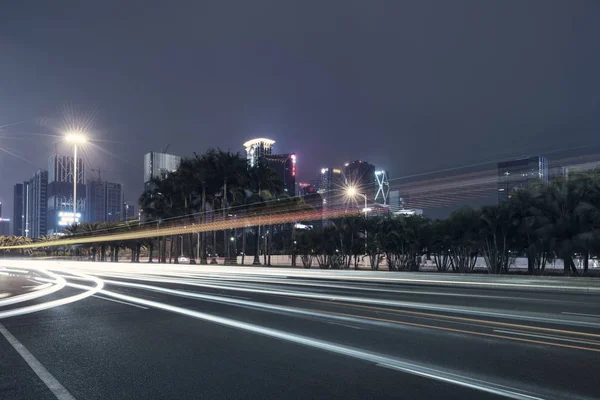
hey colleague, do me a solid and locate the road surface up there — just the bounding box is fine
[1,260,600,399]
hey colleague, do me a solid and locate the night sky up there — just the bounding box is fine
[1,1,600,221]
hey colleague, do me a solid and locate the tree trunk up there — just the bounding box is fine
[135,244,141,262]
[241,226,246,265]
[584,251,589,274]
[267,226,272,266]
[201,188,208,264]
[189,233,196,264]
[114,247,119,263]
[169,237,173,263]
[161,237,167,263]
[148,243,154,263]
[253,226,261,265]
[223,181,230,263]
[563,255,571,276]
[174,236,179,264]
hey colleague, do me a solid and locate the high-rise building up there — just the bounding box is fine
[106,182,124,222]
[343,160,377,201]
[86,180,124,223]
[318,167,344,209]
[26,170,48,238]
[0,201,9,236]
[124,202,137,220]
[144,151,181,187]
[13,184,24,236]
[47,154,85,234]
[86,180,106,223]
[498,156,549,202]
[264,153,296,196]
[374,170,390,205]
[243,138,275,167]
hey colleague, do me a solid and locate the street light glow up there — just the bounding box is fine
[65,133,87,144]
[346,186,357,197]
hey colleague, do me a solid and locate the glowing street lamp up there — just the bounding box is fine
[346,185,369,257]
[346,185,367,214]
[65,132,87,220]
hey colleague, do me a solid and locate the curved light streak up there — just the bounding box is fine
[0,268,66,307]
[0,271,104,319]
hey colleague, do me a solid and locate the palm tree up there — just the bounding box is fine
[479,203,517,274]
[246,159,284,265]
[446,207,480,273]
[534,176,593,276]
[209,149,248,264]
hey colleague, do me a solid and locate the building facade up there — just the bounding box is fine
[87,180,124,223]
[343,160,376,199]
[26,170,48,238]
[124,202,137,220]
[374,170,390,205]
[0,201,9,235]
[264,153,296,196]
[47,154,85,235]
[318,167,344,209]
[497,156,549,202]
[12,184,24,236]
[144,151,181,187]
[243,138,275,167]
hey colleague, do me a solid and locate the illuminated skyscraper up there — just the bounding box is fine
[243,138,275,167]
[144,151,181,187]
[26,170,48,238]
[318,167,344,208]
[13,184,24,236]
[264,153,296,196]
[47,154,85,235]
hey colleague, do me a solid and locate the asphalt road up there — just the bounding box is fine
[1,260,600,400]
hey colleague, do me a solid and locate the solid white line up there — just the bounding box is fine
[92,295,149,309]
[561,312,600,318]
[0,323,76,400]
[493,329,600,347]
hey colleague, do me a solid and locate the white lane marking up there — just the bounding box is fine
[96,289,552,400]
[92,295,149,309]
[493,329,600,347]
[561,312,600,318]
[0,292,10,298]
[0,323,76,400]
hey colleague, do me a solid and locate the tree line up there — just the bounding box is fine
[295,169,600,276]
[3,149,599,277]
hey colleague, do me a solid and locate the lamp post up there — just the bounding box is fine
[65,133,86,223]
[346,186,369,257]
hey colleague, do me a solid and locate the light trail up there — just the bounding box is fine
[0,270,103,319]
[92,287,561,400]
[0,268,65,307]
[0,208,359,250]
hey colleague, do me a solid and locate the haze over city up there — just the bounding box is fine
[2,1,600,219]
[2,2,600,400]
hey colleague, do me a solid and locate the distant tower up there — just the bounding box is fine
[243,138,275,167]
[374,170,390,205]
[144,151,181,188]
